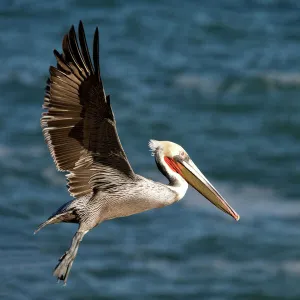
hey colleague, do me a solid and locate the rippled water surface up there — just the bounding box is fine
[1,0,300,299]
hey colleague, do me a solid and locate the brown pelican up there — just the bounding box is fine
[35,21,239,284]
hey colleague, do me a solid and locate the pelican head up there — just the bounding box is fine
[149,140,240,221]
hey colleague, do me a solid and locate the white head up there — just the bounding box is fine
[149,140,240,221]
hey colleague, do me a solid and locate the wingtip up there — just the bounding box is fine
[94,27,99,40]
[78,20,84,34]
[93,26,100,80]
[69,25,76,38]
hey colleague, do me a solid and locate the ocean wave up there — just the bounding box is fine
[174,74,222,96]
[174,71,300,98]
[258,71,300,86]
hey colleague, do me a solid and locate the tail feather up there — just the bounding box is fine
[53,230,86,284]
[34,211,72,234]
[34,200,78,234]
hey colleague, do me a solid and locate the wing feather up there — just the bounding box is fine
[42,21,135,197]
[93,27,100,82]
[78,21,95,75]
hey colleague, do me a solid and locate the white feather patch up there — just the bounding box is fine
[148,139,161,156]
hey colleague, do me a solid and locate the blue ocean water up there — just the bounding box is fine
[1,0,300,299]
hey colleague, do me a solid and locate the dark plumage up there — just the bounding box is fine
[38,21,137,283]
[42,22,134,198]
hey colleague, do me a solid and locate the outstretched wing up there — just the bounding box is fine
[41,21,135,197]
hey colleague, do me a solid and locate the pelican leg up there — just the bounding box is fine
[53,230,87,284]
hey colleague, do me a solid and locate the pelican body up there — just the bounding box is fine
[36,21,239,284]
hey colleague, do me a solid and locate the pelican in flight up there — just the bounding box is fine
[36,21,239,284]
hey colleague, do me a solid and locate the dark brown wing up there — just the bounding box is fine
[41,21,135,197]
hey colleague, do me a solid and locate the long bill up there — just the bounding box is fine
[178,158,240,221]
